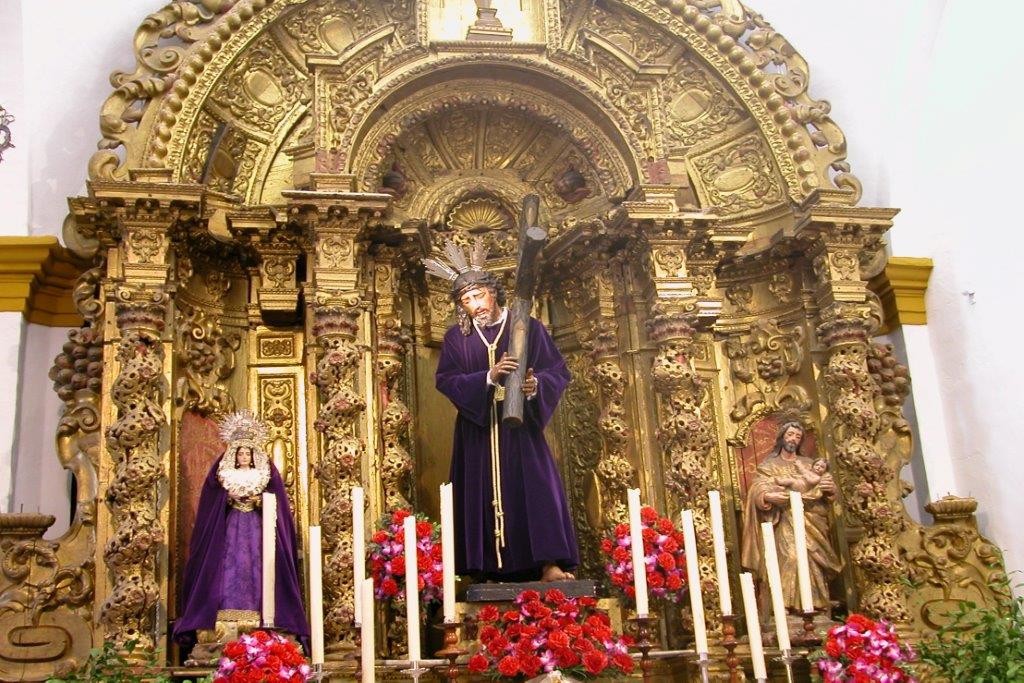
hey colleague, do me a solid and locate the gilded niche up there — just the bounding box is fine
[368,100,614,223]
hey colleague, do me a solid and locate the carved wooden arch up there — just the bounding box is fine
[340,57,645,188]
[84,0,862,209]
[345,72,638,212]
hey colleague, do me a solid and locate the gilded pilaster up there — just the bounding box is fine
[564,262,635,527]
[557,253,637,580]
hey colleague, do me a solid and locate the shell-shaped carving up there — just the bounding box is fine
[446,198,511,234]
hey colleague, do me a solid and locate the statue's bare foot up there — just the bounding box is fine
[541,564,575,582]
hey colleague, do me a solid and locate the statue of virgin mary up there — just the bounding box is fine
[173,410,309,654]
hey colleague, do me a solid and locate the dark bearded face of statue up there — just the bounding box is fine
[781,426,803,453]
[459,286,499,326]
[235,446,254,468]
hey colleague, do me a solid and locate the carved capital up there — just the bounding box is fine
[646,300,698,344]
[312,301,361,340]
[113,284,170,333]
[816,302,879,346]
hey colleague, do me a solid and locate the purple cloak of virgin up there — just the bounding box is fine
[436,316,579,579]
[173,458,309,652]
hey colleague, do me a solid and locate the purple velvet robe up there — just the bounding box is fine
[173,459,309,652]
[436,316,579,579]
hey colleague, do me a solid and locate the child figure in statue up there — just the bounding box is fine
[173,410,309,657]
[772,458,830,499]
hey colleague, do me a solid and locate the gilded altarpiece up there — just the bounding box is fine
[0,0,1011,679]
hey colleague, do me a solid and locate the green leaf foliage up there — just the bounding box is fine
[917,582,1024,683]
[43,638,213,683]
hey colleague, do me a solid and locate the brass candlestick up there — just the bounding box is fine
[434,621,466,681]
[795,608,822,646]
[720,613,741,683]
[627,615,659,682]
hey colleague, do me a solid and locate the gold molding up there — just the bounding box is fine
[870,256,933,333]
[0,236,85,326]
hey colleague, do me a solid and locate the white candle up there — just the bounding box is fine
[440,483,457,623]
[309,525,325,665]
[403,515,421,662]
[708,490,733,616]
[360,577,375,682]
[681,510,708,655]
[760,522,791,651]
[262,492,276,627]
[353,486,365,626]
[740,573,767,679]
[626,489,649,617]
[790,490,814,613]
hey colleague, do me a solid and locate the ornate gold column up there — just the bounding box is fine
[91,176,198,656]
[372,249,413,512]
[804,203,913,625]
[628,189,740,643]
[295,185,389,654]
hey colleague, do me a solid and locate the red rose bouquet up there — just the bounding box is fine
[814,613,917,682]
[601,505,687,605]
[214,630,312,682]
[467,588,635,679]
[368,508,444,604]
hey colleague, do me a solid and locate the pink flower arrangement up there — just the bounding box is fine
[815,613,917,682]
[215,630,312,683]
[468,589,635,679]
[368,508,444,604]
[600,506,688,605]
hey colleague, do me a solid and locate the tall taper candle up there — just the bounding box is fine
[262,492,276,627]
[789,490,814,613]
[740,573,767,679]
[760,521,791,651]
[440,483,456,623]
[361,577,375,682]
[353,486,365,626]
[681,510,708,654]
[708,490,733,615]
[626,488,649,617]
[403,515,422,661]
[309,525,325,665]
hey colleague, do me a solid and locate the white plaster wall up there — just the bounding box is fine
[0,0,29,230]
[1,0,153,532]
[19,0,158,237]
[0,315,24,513]
[0,1,28,513]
